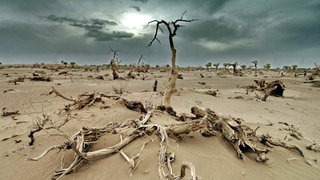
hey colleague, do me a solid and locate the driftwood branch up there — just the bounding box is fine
[260,135,304,157]
[48,87,76,102]
[119,150,135,169]
[27,145,66,161]
[140,110,153,125]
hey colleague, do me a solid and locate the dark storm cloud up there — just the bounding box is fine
[47,15,79,24]
[176,0,320,62]
[130,5,141,12]
[46,15,133,41]
[91,19,118,26]
[86,30,134,41]
[47,15,118,28]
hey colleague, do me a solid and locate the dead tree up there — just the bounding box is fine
[109,47,120,80]
[147,11,197,107]
[213,63,220,71]
[153,80,158,92]
[229,62,241,76]
[252,60,258,75]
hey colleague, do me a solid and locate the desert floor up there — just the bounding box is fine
[0,66,319,180]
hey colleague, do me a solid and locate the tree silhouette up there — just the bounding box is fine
[252,60,258,74]
[264,63,271,71]
[70,62,76,67]
[147,11,197,107]
[292,65,298,72]
[205,62,212,69]
[213,63,220,71]
[229,62,238,75]
[240,64,246,71]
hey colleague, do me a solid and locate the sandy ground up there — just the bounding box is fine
[0,66,319,180]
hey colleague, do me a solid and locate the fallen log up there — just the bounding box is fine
[30,76,52,82]
[266,80,285,97]
[2,109,20,117]
[120,98,147,113]
[253,79,285,101]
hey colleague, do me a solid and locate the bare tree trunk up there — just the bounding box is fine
[163,48,178,107]
[110,59,119,80]
[255,65,257,75]
[153,80,158,92]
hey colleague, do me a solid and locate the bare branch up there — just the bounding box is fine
[147,20,163,47]
[181,10,187,19]
[27,144,65,161]
[147,11,197,49]
[119,150,135,169]
[137,54,144,65]
[108,46,120,59]
[48,87,76,102]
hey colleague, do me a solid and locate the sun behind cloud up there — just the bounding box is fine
[121,13,152,33]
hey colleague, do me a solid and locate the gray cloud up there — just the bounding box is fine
[47,15,118,27]
[130,5,141,12]
[91,18,118,26]
[86,30,134,41]
[0,0,319,67]
[46,15,134,41]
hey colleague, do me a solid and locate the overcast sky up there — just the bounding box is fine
[0,0,319,68]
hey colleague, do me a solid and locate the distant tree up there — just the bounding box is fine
[213,63,220,71]
[165,64,170,68]
[229,62,239,75]
[283,65,291,71]
[0,62,2,65]
[240,64,246,71]
[70,62,76,67]
[147,11,197,107]
[264,63,271,71]
[292,65,298,72]
[61,60,68,66]
[205,62,212,68]
[252,60,258,74]
[61,60,67,65]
